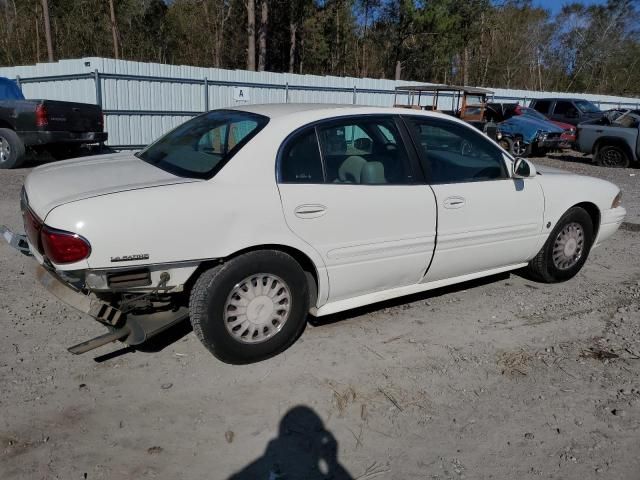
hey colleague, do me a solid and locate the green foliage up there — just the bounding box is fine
[0,0,638,96]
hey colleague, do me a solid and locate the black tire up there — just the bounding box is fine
[595,145,630,168]
[526,207,594,283]
[189,250,309,364]
[498,137,513,153]
[0,128,26,169]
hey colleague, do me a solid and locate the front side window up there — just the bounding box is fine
[553,101,576,115]
[406,118,507,184]
[575,100,601,114]
[317,118,413,185]
[138,110,268,179]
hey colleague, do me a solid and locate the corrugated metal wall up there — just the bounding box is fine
[1,57,639,147]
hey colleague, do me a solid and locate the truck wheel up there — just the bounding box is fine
[595,145,630,168]
[525,207,594,283]
[189,250,310,364]
[0,128,26,169]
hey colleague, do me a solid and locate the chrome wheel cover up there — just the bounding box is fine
[552,222,585,270]
[0,137,10,164]
[224,273,292,344]
[512,139,527,157]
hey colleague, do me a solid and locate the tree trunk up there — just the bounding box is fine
[246,0,256,71]
[395,60,402,80]
[289,22,297,73]
[108,0,120,60]
[463,45,469,86]
[41,0,54,62]
[258,0,267,71]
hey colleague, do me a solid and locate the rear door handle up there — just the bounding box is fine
[294,204,327,219]
[443,196,466,209]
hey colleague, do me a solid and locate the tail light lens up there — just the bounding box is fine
[40,226,91,264]
[35,104,48,127]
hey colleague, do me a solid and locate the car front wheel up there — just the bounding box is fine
[189,250,310,363]
[526,206,594,283]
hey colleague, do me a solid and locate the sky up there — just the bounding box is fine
[531,0,608,14]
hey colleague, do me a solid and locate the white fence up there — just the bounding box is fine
[1,57,639,148]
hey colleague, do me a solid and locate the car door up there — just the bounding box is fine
[277,115,437,303]
[403,115,545,282]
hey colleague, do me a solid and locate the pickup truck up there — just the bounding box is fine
[529,98,603,126]
[0,77,107,169]
[576,110,640,168]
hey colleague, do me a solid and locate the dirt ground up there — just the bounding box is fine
[1,152,639,480]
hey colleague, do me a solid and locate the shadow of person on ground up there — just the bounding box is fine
[228,405,354,480]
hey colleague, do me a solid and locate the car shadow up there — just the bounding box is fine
[309,271,511,327]
[542,152,594,166]
[94,271,518,362]
[227,405,354,480]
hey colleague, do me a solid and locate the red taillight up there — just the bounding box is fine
[35,104,48,127]
[23,209,42,251]
[40,227,91,264]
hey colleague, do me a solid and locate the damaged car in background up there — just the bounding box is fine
[1,104,627,364]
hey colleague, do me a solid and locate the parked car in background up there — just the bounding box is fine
[1,104,626,363]
[529,98,603,126]
[576,109,640,168]
[487,103,577,147]
[495,113,565,157]
[0,77,107,169]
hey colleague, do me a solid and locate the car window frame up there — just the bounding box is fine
[400,114,511,185]
[553,100,576,116]
[276,114,425,186]
[531,100,551,115]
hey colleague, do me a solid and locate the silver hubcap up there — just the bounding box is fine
[552,222,585,270]
[513,139,526,156]
[0,137,10,163]
[224,274,292,344]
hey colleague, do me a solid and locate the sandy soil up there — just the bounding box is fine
[1,153,639,479]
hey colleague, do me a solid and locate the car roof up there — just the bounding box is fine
[532,98,591,102]
[228,103,469,124]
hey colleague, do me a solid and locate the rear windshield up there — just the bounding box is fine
[0,78,24,100]
[137,110,269,179]
[575,100,601,114]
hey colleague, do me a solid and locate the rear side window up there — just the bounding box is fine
[280,129,324,183]
[532,100,551,114]
[138,110,268,179]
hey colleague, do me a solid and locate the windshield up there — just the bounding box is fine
[0,78,24,100]
[575,100,601,114]
[137,110,268,179]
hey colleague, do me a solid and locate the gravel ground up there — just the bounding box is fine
[1,152,639,479]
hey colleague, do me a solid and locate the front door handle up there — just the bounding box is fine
[443,196,466,209]
[294,204,327,219]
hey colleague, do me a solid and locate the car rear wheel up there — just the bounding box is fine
[0,128,25,169]
[189,250,309,364]
[525,206,594,283]
[595,145,630,168]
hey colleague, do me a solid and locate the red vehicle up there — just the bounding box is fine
[487,103,576,147]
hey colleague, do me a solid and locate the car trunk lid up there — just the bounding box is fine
[24,152,201,218]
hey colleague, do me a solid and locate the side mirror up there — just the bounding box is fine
[513,157,536,178]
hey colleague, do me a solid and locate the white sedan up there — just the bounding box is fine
[2,104,626,363]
